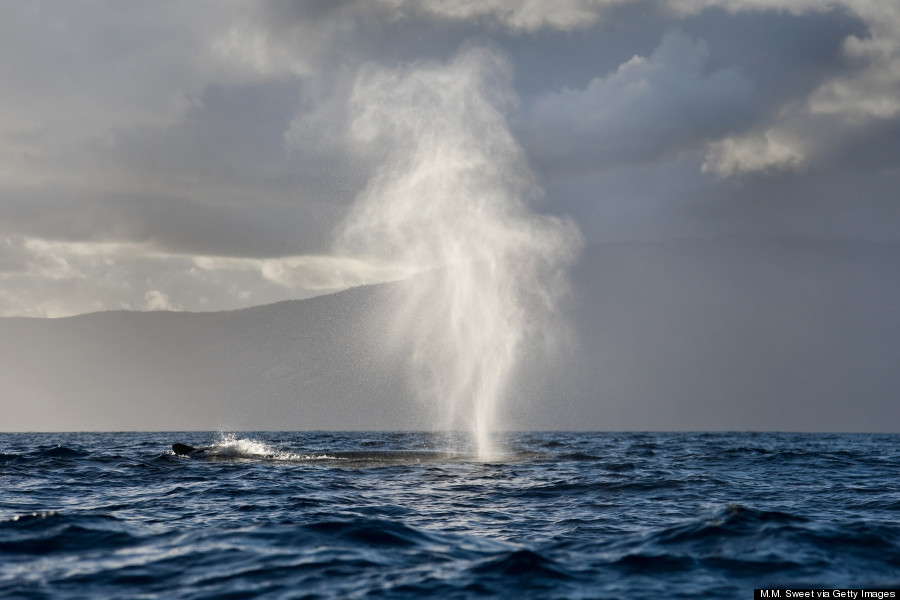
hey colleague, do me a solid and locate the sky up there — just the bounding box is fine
[1,0,899,318]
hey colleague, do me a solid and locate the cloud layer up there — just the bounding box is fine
[524,29,757,171]
[0,0,898,316]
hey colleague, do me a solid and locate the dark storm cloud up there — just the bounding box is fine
[681,7,865,103]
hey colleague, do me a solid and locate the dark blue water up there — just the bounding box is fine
[1,432,898,598]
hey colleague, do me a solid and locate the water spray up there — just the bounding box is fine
[336,45,581,457]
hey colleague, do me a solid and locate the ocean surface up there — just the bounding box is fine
[1,431,898,599]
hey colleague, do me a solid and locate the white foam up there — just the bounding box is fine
[204,435,329,461]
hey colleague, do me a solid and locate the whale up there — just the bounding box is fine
[170,443,467,463]
[172,443,208,457]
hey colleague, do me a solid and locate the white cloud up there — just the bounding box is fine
[144,290,181,312]
[702,129,808,176]
[193,255,415,291]
[525,30,756,169]
[0,236,394,318]
[687,0,900,176]
[807,6,900,120]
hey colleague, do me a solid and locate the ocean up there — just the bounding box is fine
[1,431,898,598]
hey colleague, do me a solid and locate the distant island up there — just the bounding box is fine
[3,238,899,433]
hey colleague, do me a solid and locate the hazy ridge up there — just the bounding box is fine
[3,239,899,432]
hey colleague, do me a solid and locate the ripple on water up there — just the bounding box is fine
[0,431,898,598]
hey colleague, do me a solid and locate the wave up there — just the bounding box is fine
[471,549,573,579]
[305,519,437,548]
[3,432,899,598]
[0,512,140,555]
[37,445,85,458]
[594,504,900,582]
[0,452,21,463]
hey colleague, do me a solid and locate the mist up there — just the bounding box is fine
[336,46,581,455]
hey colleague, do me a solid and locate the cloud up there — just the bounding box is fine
[144,290,181,312]
[404,0,899,179]
[686,1,900,176]
[702,129,808,177]
[0,0,898,318]
[194,255,415,291]
[523,29,756,171]
[211,24,312,80]
[0,236,404,318]
[377,0,900,178]
[0,1,365,192]
[0,236,29,273]
[804,3,900,124]
[0,3,222,159]
[379,0,626,31]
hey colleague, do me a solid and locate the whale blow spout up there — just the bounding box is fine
[336,45,581,458]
